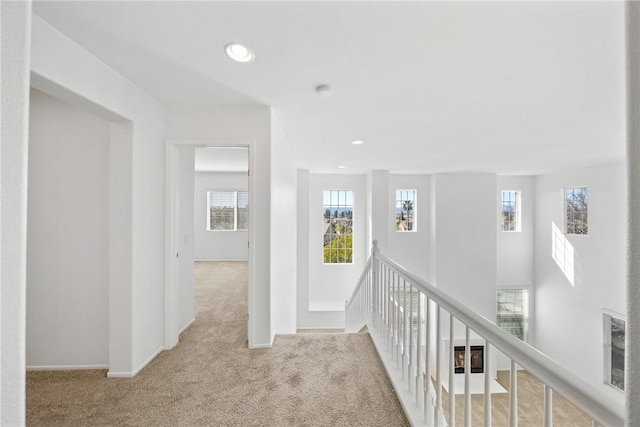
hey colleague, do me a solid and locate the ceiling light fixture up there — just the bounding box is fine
[224,43,255,63]
[315,84,332,98]
[338,165,346,169]
[352,140,364,145]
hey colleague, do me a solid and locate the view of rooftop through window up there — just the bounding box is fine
[323,190,353,264]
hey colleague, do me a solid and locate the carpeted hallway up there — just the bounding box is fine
[27,261,409,426]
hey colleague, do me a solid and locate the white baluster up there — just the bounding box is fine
[387,266,392,349]
[424,297,432,424]
[409,284,414,392]
[464,326,471,427]
[416,292,422,407]
[544,384,553,427]
[435,305,443,426]
[449,314,456,427]
[509,359,518,427]
[402,279,407,382]
[484,341,492,427]
[390,273,395,358]
[396,276,401,368]
[382,265,387,338]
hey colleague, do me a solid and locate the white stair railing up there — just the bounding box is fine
[345,240,624,427]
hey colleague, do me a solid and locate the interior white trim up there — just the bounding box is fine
[107,346,164,378]
[27,365,109,371]
[165,138,257,350]
[178,317,196,336]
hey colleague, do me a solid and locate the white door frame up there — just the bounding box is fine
[165,138,255,349]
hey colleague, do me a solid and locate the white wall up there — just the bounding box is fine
[30,15,165,376]
[297,173,367,329]
[26,89,110,368]
[194,172,248,260]
[164,104,273,347]
[270,113,297,335]
[370,171,390,254]
[430,173,498,379]
[1,2,32,423]
[177,148,195,333]
[296,170,318,328]
[496,175,535,367]
[534,162,626,403]
[388,174,431,279]
[432,174,498,324]
[497,176,535,291]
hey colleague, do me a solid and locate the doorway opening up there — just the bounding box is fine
[166,142,253,350]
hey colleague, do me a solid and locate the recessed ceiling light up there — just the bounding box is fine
[352,140,364,145]
[225,43,255,63]
[338,165,346,169]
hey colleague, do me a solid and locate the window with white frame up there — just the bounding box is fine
[207,190,248,231]
[323,190,353,264]
[565,187,588,235]
[501,190,521,232]
[603,311,625,392]
[396,189,416,232]
[497,289,528,341]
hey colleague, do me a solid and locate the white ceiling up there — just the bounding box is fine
[33,1,626,175]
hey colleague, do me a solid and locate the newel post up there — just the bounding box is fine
[372,239,380,328]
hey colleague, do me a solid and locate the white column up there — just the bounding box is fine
[627,3,640,426]
[1,1,32,424]
[370,170,390,253]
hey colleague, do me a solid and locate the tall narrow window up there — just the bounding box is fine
[396,189,416,232]
[501,190,521,232]
[565,187,588,235]
[323,190,353,264]
[603,311,625,392]
[207,190,248,231]
[497,289,528,341]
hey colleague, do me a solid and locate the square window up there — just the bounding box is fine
[207,190,248,231]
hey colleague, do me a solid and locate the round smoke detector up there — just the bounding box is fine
[315,84,332,98]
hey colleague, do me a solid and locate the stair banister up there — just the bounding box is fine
[346,240,625,427]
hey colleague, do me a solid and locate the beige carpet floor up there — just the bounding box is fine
[27,261,409,426]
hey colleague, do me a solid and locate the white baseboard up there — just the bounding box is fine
[107,345,164,378]
[248,342,272,349]
[194,259,248,262]
[179,317,196,335]
[27,364,109,371]
[106,371,133,378]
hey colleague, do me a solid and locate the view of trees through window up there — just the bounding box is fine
[396,189,416,231]
[604,312,625,392]
[497,289,528,341]
[565,187,588,235]
[207,190,248,231]
[323,190,353,263]
[501,190,520,232]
